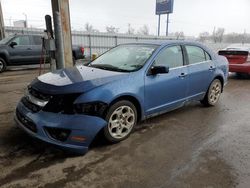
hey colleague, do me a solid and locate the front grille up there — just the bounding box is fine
[43,94,80,114]
[16,109,37,133]
[25,87,80,114]
[21,97,42,113]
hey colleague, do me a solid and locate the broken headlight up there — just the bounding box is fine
[74,102,108,117]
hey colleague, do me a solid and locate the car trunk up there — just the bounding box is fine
[218,50,249,64]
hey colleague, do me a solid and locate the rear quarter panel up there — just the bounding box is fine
[215,55,229,85]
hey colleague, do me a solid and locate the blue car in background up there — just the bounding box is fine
[15,41,229,154]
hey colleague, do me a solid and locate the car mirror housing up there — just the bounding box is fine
[150,66,169,75]
[9,41,17,48]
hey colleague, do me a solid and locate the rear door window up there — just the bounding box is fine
[205,51,211,61]
[185,45,206,64]
[154,45,184,69]
[12,36,30,45]
[31,36,42,45]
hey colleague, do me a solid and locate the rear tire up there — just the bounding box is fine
[103,100,137,143]
[201,79,222,107]
[0,57,6,73]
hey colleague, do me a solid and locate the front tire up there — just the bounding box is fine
[201,79,222,106]
[104,100,137,143]
[0,57,7,73]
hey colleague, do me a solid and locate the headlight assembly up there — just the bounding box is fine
[74,102,108,117]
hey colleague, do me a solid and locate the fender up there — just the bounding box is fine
[0,48,10,65]
[74,74,145,119]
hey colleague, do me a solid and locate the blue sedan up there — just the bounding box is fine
[15,41,229,154]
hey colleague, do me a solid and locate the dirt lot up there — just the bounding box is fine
[0,68,250,188]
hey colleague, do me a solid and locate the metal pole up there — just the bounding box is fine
[54,11,65,69]
[157,14,161,36]
[0,0,5,40]
[115,35,118,46]
[45,15,57,71]
[51,0,73,69]
[166,13,169,36]
[88,34,92,60]
[23,13,28,28]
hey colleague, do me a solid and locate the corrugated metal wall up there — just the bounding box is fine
[4,26,228,58]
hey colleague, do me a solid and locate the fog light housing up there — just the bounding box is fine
[45,127,71,142]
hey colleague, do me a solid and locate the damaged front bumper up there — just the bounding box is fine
[15,101,107,154]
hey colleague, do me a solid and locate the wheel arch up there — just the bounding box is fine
[108,95,143,122]
[214,75,224,92]
[0,53,8,65]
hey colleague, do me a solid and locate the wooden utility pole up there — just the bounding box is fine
[51,0,73,69]
[0,0,5,40]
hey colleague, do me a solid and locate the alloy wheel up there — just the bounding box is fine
[108,105,135,139]
[208,80,222,105]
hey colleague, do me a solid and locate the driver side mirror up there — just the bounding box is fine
[150,66,169,75]
[9,41,17,48]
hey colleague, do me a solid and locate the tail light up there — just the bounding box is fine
[247,53,250,63]
[80,47,84,55]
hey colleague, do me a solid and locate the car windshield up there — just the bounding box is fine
[0,35,14,45]
[89,44,158,72]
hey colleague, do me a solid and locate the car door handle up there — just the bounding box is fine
[209,66,215,71]
[27,48,32,50]
[179,73,188,78]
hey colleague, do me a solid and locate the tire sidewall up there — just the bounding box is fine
[207,79,222,106]
[104,100,137,143]
[0,57,6,73]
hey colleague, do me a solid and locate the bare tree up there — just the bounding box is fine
[92,29,100,33]
[199,32,210,42]
[197,31,250,43]
[175,31,185,39]
[106,25,119,34]
[84,23,94,32]
[127,24,135,35]
[213,28,225,43]
[138,25,150,35]
[224,32,250,44]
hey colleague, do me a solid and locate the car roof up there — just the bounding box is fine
[12,34,42,37]
[122,40,212,52]
[122,40,208,49]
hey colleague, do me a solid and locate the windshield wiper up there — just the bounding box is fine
[89,64,130,72]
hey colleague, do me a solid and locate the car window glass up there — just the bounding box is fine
[154,46,183,68]
[12,36,30,45]
[32,36,42,45]
[90,45,157,72]
[205,51,211,60]
[186,45,206,64]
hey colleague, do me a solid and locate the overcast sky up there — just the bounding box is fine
[1,0,250,36]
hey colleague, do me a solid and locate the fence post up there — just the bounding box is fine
[88,34,92,60]
[115,35,118,46]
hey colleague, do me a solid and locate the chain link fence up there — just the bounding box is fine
[4,26,229,58]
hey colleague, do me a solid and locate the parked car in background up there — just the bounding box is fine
[15,41,228,154]
[218,44,250,75]
[0,34,85,73]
